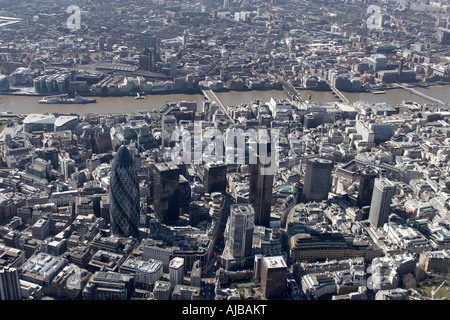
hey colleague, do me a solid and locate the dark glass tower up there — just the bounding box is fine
[109,145,140,238]
[357,167,378,208]
[249,133,274,227]
[150,162,180,224]
[303,157,334,202]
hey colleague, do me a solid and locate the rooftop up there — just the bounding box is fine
[263,255,287,269]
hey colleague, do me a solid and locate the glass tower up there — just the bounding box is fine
[109,145,140,238]
[369,178,396,228]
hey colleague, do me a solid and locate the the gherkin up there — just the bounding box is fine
[109,145,140,238]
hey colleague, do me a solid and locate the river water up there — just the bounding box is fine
[0,86,448,115]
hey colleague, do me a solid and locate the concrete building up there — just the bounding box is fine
[119,256,163,289]
[260,255,287,299]
[0,245,26,269]
[169,257,185,287]
[190,260,202,288]
[21,252,68,293]
[82,271,135,300]
[303,158,334,202]
[357,167,378,208]
[0,267,21,300]
[222,204,255,270]
[23,114,57,133]
[249,156,274,227]
[153,280,172,300]
[365,54,387,71]
[171,284,200,300]
[151,162,180,224]
[31,218,50,240]
[418,250,450,274]
[369,178,396,228]
[161,115,177,148]
[202,162,227,194]
[289,232,367,263]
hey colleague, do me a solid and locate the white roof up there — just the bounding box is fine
[54,116,78,127]
[263,255,287,269]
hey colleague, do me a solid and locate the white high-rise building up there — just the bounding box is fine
[369,178,396,228]
[169,257,184,287]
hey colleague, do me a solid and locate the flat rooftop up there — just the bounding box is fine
[263,255,287,269]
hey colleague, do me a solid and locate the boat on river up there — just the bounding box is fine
[38,94,96,104]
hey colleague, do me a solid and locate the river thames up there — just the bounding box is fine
[0,86,448,115]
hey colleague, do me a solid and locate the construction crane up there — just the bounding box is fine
[431,281,446,300]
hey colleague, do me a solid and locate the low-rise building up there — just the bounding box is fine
[119,256,163,289]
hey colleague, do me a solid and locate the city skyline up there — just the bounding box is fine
[0,0,449,305]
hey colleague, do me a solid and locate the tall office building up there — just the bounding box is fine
[0,267,21,300]
[106,37,113,51]
[203,163,227,194]
[249,134,274,227]
[357,167,378,208]
[190,260,202,288]
[260,256,288,299]
[151,162,180,224]
[139,51,153,72]
[223,0,230,11]
[303,158,334,202]
[170,54,178,78]
[143,34,157,50]
[369,178,396,228]
[227,204,255,259]
[169,257,184,287]
[182,30,189,46]
[161,115,177,148]
[109,145,140,238]
[98,36,105,51]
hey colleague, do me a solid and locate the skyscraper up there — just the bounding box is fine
[357,167,378,208]
[249,133,274,227]
[0,267,21,300]
[203,162,227,194]
[369,178,396,228]
[170,54,178,78]
[109,145,140,238]
[303,157,334,202]
[151,162,180,224]
[223,0,229,11]
[169,257,184,287]
[222,204,255,270]
[161,115,177,148]
[260,256,288,299]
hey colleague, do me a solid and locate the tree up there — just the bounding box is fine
[402,273,417,289]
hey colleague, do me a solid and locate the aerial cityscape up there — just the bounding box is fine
[0,0,449,304]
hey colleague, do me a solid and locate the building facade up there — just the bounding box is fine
[303,158,334,202]
[369,178,396,228]
[109,146,140,238]
[151,162,180,224]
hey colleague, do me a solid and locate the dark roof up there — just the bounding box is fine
[113,145,134,167]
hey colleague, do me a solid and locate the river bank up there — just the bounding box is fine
[0,84,447,116]
[0,85,282,98]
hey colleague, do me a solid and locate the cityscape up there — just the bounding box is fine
[0,0,450,305]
